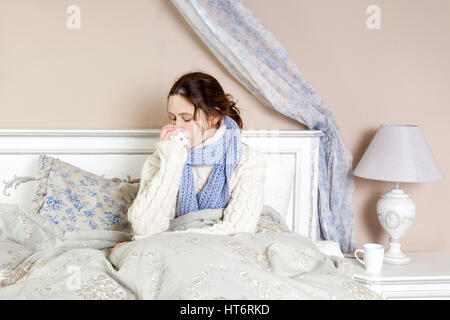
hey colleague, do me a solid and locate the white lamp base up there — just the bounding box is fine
[377,188,416,265]
[384,239,411,265]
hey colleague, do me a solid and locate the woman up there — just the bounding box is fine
[110,72,265,256]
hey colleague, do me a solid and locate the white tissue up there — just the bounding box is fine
[170,130,189,146]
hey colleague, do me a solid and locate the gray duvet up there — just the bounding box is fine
[0,203,380,300]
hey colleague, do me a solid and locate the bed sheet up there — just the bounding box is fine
[0,203,379,300]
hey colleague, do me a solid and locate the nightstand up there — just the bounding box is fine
[347,252,450,300]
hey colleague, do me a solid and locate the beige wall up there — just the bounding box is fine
[1,0,449,253]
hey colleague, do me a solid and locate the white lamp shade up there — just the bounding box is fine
[354,125,443,183]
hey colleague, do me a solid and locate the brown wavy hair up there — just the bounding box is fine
[167,72,243,131]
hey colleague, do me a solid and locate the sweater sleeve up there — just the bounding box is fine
[127,140,187,240]
[166,149,266,235]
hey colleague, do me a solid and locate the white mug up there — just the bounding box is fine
[354,243,384,273]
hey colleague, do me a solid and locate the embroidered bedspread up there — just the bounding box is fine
[0,203,380,299]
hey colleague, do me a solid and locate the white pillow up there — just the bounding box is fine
[313,240,344,258]
[262,154,295,220]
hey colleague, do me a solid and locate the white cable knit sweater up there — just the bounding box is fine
[127,121,266,240]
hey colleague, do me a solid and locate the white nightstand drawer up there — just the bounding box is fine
[348,252,450,300]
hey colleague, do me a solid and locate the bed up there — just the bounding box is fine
[0,128,379,299]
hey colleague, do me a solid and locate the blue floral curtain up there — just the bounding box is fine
[170,0,357,253]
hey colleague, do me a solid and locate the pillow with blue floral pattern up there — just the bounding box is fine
[31,154,139,233]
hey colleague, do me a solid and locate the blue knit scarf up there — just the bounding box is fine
[177,116,242,216]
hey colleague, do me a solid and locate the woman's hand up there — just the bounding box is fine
[158,123,179,143]
[109,241,130,257]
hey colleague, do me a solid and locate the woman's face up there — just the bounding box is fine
[167,95,220,149]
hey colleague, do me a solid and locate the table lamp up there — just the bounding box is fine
[353,125,443,265]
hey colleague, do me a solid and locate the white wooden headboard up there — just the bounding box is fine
[0,129,324,240]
